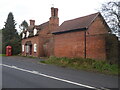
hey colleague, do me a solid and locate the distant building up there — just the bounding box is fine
[21,7,119,61]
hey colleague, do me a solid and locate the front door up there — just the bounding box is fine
[29,45,32,55]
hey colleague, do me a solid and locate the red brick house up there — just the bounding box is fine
[22,7,59,57]
[22,7,118,60]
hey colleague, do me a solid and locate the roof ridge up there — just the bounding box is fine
[38,21,49,26]
[63,12,100,23]
[86,12,100,28]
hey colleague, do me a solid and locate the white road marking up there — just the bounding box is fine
[32,71,39,74]
[1,63,104,89]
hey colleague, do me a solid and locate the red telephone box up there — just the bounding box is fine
[6,46,12,56]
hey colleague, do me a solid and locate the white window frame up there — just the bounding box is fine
[26,31,29,37]
[22,33,25,38]
[34,44,37,52]
[22,45,24,52]
[34,29,37,35]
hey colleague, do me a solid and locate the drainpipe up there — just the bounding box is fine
[84,31,86,59]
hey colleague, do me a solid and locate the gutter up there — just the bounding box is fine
[52,27,87,35]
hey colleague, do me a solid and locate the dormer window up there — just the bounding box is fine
[34,28,37,35]
[22,33,25,38]
[26,31,29,37]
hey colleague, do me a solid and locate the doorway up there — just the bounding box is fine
[29,45,32,55]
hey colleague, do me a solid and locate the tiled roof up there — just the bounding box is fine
[36,21,49,30]
[22,21,49,39]
[53,12,100,34]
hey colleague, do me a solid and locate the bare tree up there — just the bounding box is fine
[100,1,120,37]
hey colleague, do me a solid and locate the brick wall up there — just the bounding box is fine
[22,36,40,57]
[86,35,106,60]
[105,34,119,63]
[85,15,109,60]
[38,34,54,57]
[54,31,85,58]
[54,15,109,60]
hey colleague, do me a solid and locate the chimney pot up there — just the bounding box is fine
[51,7,58,17]
[30,20,35,26]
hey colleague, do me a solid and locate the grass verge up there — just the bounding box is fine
[0,54,6,56]
[40,56,119,76]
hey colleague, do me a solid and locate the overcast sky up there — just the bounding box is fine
[0,0,116,32]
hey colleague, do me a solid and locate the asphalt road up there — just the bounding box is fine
[1,56,119,89]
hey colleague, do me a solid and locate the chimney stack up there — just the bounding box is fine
[49,7,59,32]
[51,7,58,17]
[30,20,35,26]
